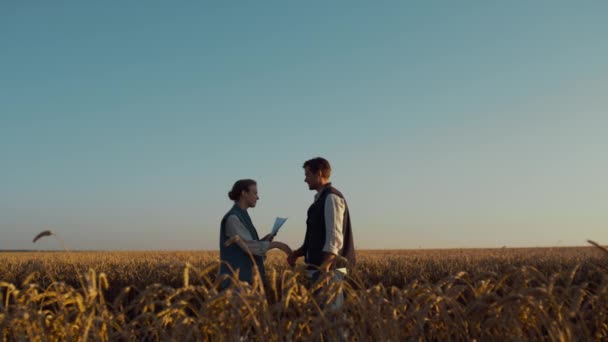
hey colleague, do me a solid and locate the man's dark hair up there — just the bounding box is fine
[303,157,331,178]
[228,179,257,201]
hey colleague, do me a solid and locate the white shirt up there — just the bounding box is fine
[224,215,270,256]
[313,191,346,255]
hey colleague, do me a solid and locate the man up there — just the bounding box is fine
[288,157,355,305]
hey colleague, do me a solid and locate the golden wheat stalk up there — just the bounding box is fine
[32,230,54,243]
[587,239,608,256]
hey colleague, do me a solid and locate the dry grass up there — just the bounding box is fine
[1,247,607,341]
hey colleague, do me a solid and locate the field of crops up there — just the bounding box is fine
[1,246,607,341]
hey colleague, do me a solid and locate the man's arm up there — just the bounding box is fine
[320,253,337,272]
[321,194,346,271]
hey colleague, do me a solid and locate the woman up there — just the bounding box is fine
[219,179,291,287]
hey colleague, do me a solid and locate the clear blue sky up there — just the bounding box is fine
[1,2,607,250]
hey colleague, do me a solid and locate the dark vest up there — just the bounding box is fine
[302,184,356,268]
[219,205,266,286]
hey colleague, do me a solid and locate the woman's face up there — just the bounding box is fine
[242,185,259,208]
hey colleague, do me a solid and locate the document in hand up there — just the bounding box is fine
[271,217,288,235]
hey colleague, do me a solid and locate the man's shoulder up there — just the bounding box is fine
[327,186,346,199]
[325,192,346,209]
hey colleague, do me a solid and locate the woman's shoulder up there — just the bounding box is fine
[221,210,240,225]
[225,214,244,226]
[226,213,239,220]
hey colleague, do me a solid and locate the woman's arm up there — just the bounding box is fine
[225,215,270,256]
[225,215,292,256]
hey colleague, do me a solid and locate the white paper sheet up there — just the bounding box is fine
[271,217,288,235]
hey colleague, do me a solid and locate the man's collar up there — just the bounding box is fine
[314,183,332,201]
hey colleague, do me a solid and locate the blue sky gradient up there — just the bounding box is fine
[1,2,607,250]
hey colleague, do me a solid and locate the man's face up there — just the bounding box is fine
[242,185,259,208]
[304,166,321,191]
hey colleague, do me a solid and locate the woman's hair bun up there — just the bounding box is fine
[228,179,256,201]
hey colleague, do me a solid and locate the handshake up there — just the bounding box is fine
[260,233,301,267]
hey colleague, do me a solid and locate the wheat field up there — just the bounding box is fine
[1,246,607,341]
